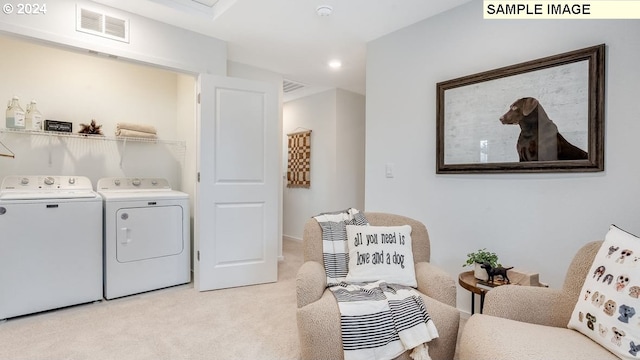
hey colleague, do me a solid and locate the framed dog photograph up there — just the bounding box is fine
[436,44,605,174]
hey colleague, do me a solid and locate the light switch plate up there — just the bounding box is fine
[385,163,394,178]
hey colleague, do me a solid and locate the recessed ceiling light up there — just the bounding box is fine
[316,5,333,16]
[328,60,342,69]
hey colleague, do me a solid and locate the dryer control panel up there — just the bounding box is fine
[97,177,171,191]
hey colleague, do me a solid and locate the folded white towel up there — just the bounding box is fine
[115,129,158,139]
[116,122,157,134]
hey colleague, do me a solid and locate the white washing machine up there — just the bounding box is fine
[0,175,103,320]
[97,177,190,300]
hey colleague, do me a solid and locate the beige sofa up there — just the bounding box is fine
[296,212,460,360]
[459,240,618,360]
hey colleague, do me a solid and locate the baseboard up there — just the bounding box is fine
[459,309,471,320]
[279,235,302,262]
[283,234,302,242]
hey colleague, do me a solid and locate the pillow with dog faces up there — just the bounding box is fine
[568,225,640,359]
[345,225,416,287]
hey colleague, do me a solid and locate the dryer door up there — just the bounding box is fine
[116,205,184,263]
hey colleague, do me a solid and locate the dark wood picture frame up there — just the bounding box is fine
[436,44,605,174]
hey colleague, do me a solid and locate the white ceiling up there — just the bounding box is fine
[92,0,471,97]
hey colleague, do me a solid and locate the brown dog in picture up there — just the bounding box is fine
[499,97,588,161]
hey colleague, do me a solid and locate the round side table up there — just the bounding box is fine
[458,270,490,314]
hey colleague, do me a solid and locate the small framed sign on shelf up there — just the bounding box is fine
[44,120,73,132]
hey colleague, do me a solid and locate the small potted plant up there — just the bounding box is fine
[463,248,499,281]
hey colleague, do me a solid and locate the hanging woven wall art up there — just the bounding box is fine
[287,130,311,188]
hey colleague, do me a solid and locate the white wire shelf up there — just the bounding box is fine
[0,128,185,146]
[0,127,186,167]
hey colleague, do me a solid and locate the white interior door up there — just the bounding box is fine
[195,74,279,291]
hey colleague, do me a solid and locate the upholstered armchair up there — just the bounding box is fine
[459,240,619,360]
[296,212,460,360]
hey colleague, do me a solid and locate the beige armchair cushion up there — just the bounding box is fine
[296,212,460,360]
[460,314,617,360]
[459,240,620,360]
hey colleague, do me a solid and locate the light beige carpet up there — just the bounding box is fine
[0,239,465,360]
[0,239,303,360]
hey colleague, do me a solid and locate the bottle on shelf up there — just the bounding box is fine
[25,100,43,131]
[6,96,26,129]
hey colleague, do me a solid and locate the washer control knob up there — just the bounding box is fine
[132,178,141,186]
[44,177,55,185]
[20,178,29,185]
[151,180,158,186]
[68,177,76,185]
[114,179,121,186]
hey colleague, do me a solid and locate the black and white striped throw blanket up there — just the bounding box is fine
[314,209,438,360]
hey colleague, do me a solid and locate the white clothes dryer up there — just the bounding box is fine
[97,177,190,300]
[0,175,103,320]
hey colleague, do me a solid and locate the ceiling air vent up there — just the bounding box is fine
[76,6,129,43]
[283,79,306,93]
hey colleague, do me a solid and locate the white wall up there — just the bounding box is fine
[0,0,226,75]
[283,89,365,240]
[0,0,227,191]
[0,34,189,187]
[177,73,197,209]
[336,89,366,212]
[365,0,640,314]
